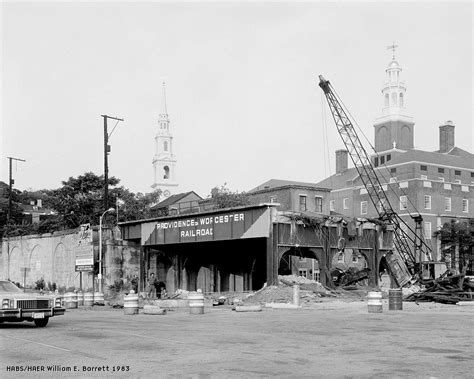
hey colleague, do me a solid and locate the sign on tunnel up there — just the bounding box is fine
[142,207,271,245]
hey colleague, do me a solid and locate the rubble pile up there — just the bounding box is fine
[405,274,474,305]
[244,285,295,304]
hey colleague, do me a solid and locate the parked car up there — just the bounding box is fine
[0,280,65,327]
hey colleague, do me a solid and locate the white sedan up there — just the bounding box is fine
[0,280,65,327]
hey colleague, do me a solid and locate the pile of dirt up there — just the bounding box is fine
[243,285,294,304]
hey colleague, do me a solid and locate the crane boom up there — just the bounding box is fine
[319,75,433,285]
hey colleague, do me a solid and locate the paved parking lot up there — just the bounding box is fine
[1,300,473,378]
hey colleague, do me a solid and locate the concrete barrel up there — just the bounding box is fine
[94,292,105,305]
[367,291,383,313]
[188,292,204,314]
[388,288,403,311]
[76,291,84,306]
[83,292,94,306]
[64,292,77,309]
[124,292,139,315]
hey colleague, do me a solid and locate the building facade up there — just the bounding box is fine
[152,82,178,198]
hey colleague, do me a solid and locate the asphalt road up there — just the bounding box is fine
[0,300,473,378]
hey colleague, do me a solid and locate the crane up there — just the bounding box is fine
[318,75,433,286]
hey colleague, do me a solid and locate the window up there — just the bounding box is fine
[454,179,461,184]
[424,222,432,239]
[389,177,397,183]
[380,156,385,164]
[270,196,277,203]
[299,195,307,212]
[462,186,469,192]
[420,165,427,171]
[315,197,323,213]
[471,172,474,178]
[352,254,359,263]
[400,196,408,210]
[420,175,427,180]
[164,141,168,151]
[329,200,335,211]
[360,201,368,215]
[444,183,452,190]
[313,271,320,282]
[337,253,345,263]
[444,197,451,212]
[298,269,308,278]
[424,195,431,209]
[438,168,445,174]
[462,199,469,213]
[163,165,170,179]
[423,181,432,188]
[438,177,445,182]
[386,154,391,162]
[390,168,396,174]
[455,170,461,176]
[374,157,379,167]
[343,198,349,209]
[399,181,408,188]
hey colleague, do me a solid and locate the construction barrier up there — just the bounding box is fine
[388,288,403,310]
[83,292,94,306]
[188,292,204,314]
[367,291,383,313]
[124,292,139,315]
[64,292,78,309]
[94,292,104,305]
[76,291,84,306]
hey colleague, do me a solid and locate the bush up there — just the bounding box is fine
[35,278,45,290]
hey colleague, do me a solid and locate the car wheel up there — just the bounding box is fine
[34,318,49,327]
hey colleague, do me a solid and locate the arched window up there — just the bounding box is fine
[384,93,389,107]
[391,92,397,106]
[164,141,168,151]
[399,93,404,107]
[163,166,170,179]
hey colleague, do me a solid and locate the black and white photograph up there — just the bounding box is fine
[0,0,472,377]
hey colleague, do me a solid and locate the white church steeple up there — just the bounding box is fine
[373,44,415,153]
[152,82,178,197]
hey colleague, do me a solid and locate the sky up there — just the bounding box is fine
[1,0,472,199]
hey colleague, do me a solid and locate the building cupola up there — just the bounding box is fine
[373,43,415,153]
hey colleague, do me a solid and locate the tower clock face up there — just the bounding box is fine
[163,190,171,197]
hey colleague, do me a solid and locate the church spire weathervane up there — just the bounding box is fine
[387,42,398,60]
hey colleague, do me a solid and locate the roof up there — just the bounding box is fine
[315,146,474,190]
[249,179,331,193]
[151,191,202,209]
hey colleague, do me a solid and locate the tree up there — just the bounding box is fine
[1,172,162,237]
[208,184,249,209]
[433,220,473,274]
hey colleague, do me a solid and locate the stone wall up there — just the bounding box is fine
[0,228,141,293]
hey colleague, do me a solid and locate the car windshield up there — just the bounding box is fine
[0,281,23,293]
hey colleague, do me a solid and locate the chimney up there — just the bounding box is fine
[335,149,348,174]
[439,121,455,153]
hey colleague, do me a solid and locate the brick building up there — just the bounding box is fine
[316,53,473,265]
[247,179,331,214]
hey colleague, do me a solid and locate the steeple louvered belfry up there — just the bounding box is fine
[373,44,415,152]
[151,82,178,198]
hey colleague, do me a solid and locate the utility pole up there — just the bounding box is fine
[6,156,26,226]
[101,115,124,212]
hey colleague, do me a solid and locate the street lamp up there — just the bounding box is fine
[98,207,115,294]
